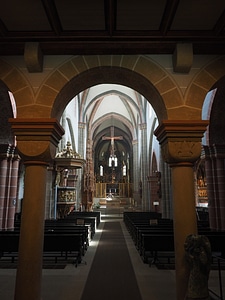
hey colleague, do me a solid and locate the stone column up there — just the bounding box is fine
[160,159,172,219]
[132,140,140,207]
[154,120,208,300]
[203,146,218,229]
[9,118,64,300]
[7,147,20,229]
[140,123,148,211]
[0,145,9,230]
[77,122,86,204]
[204,145,225,230]
[214,145,225,230]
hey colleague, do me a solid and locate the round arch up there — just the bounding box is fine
[208,75,225,145]
[1,55,225,122]
[0,80,15,145]
[52,66,167,122]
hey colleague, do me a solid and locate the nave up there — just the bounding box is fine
[0,211,177,300]
[0,211,223,300]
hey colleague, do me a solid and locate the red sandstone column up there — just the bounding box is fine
[7,150,20,229]
[214,145,225,230]
[0,157,8,229]
[154,120,208,300]
[204,146,218,229]
[9,118,64,300]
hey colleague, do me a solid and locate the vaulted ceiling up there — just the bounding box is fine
[0,0,225,55]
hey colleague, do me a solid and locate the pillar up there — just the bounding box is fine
[9,118,64,300]
[7,147,20,229]
[132,140,140,207]
[140,123,148,211]
[204,145,225,230]
[0,144,20,230]
[204,146,218,229]
[77,122,86,204]
[214,145,225,229]
[0,145,10,229]
[154,120,209,300]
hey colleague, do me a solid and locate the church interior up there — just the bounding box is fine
[1,1,225,299]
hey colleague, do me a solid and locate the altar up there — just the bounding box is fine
[106,198,121,208]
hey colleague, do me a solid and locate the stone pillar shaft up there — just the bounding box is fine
[154,120,208,300]
[171,162,198,299]
[15,162,47,300]
[204,145,225,230]
[132,140,140,206]
[9,118,64,300]
[0,157,8,229]
[7,155,20,229]
[140,123,148,211]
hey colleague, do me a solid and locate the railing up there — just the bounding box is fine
[209,255,225,300]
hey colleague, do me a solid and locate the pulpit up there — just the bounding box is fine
[56,187,76,218]
[54,141,85,218]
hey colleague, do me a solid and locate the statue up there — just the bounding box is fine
[184,234,211,300]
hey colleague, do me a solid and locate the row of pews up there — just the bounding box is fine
[124,211,225,266]
[0,211,101,267]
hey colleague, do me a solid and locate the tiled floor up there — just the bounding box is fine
[0,212,224,300]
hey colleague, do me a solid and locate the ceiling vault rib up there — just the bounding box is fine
[213,9,225,35]
[41,0,62,35]
[0,18,7,37]
[104,0,117,36]
[159,0,180,36]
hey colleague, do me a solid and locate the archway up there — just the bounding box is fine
[0,80,19,230]
[52,66,167,122]
[200,75,225,230]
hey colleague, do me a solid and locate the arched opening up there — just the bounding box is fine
[195,75,225,229]
[0,80,20,230]
[53,80,163,217]
[52,66,167,122]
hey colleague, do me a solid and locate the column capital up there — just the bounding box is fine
[78,122,86,129]
[9,118,64,163]
[139,123,147,130]
[154,120,209,165]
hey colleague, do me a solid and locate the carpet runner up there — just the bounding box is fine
[80,220,142,300]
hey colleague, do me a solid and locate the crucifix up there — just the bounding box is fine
[102,126,123,167]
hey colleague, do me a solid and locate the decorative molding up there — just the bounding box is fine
[154,120,209,164]
[8,118,64,162]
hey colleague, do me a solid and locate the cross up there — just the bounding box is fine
[102,126,123,167]
[102,126,123,146]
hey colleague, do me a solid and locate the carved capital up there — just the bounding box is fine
[154,120,209,165]
[9,118,64,163]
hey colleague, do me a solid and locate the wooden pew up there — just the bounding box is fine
[140,233,174,265]
[43,233,84,266]
[59,215,97,238]
[0,231,86,266]
[123,211,225,267]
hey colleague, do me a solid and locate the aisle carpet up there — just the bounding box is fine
[80,220,142,300]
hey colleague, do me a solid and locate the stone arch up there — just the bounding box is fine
[0,59,34,116]
[185,56,225,119]
[35,55,181,122]
[0,80,15,145]
[2,55,225,122]
[207,75,225,145]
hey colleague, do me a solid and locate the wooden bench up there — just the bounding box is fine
[44,226,90,253]
[43,233,84,267]
[0,231,86,267]
[140,233,174,265]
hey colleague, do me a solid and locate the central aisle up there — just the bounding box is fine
[80,219,142,300]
